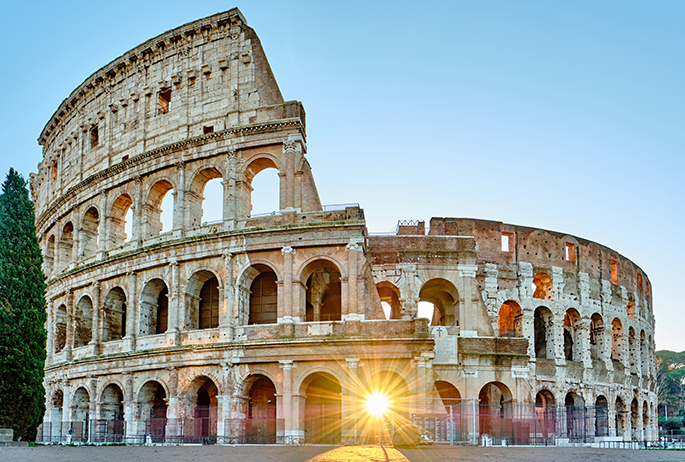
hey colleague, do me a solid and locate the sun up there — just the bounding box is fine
[365,392,390,417]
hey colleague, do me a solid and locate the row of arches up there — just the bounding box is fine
[495,301,653,373]
[375,278,460,326]
[43,161,281,276]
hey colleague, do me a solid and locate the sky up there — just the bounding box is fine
[0,1,682,350]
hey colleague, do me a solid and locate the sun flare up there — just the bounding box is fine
[366,392,390,417]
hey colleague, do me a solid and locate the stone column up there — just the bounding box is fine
[282,140,297,211]
[553,313,566,365]
[97,190,108,260]
[62,382,72,426]
[223,149,238,231]
[167,261,181,345]
[71,207,80,267]
[131,176,143,247]
[280,246,296,322]
[88,378,98,443]
[220,251,234,341]
[165,367,180,439]
[46,300,54,365]
[123,272,137,352]
[342,358,361,445]
[124,374,136,438]
[579,318,592,368]
[344,240,363,318]
[173,162,185,238]
[458,264,478,334]
[89,282,101,354]
[279,360,296,440]
[64,290,74,360]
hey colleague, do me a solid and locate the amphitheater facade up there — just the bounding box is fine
[32,9,657,445]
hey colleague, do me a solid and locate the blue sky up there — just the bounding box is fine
[0,1,682,350]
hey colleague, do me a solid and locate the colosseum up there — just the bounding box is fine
[32,9,656,445]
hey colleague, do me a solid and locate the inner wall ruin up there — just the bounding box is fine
[32,9,656,444]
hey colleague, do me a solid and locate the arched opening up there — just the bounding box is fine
[595,395,608,437]
[563,309,582,361]
[303,260,342,322]
[630,398,638,441]
[377,282,401,320]
[479,382,512,438]
[58,222,74,271]
[533,272,553,300]
[564,392,585,441]
[109,194,133,246]
[45,234,56,274]
[590,313,604,360]
[628,327,637,369]
[74,296,93,347]
[534,306,554,359]
[138,381,167,443]
[139,279,169,336]
[71,387,90,442]
[54,304,67,353]
[419,278,459,326]
[642,400,649,439]
[246,375,277,444]
[626,297,636,320]
[185,271,220,330]
[615,397,625,438]
[366,370,410,441]
[144,180,174,237]
[102,287,127,341]
[249,268,278,325]
[498,301,522,337]
[303,373,342,444]
[611,318,623,363]
[99,384,124,442]
[188,168,223,227]
[81,207,99,258]
[50,389,64,435]
[248,166,280,216]
[195,380,218,441]
[535,389,556,439]
[243,157,280,218]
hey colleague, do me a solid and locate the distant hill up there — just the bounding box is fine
[656,350,685,417]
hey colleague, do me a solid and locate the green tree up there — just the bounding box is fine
[0,168,47,441]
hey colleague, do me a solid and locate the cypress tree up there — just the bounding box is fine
[0,168,47,441]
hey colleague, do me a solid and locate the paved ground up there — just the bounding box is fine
[1,445,683,462]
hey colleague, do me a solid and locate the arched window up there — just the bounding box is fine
[249,271,278,325]
[139,279,169,336]
[243,157,280,218]
[54,304,67,353]
[498,301,522,337]
[81,207,99,258]
[103,287,127,341]
[58,222,74,271]
[45,235,56,275]
[377,282,401,320]
[534,306,554,359]
[144,180,174,237]
[590,313,604,360]
[74,296,93,347]
[199,277,219,329]
[188,168,223,227]
[626,297,636,320]
[611,318,623,362]
[303,260,342,322]
[109,194,133,246]
[419,278,459,326]
[533,272,553,300]
[563,309,582,361]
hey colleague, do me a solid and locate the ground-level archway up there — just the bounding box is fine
[302,373,342,444]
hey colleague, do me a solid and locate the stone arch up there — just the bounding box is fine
[242,155,281,217]
[81,206,100,258]
[139,278,169,336]
[366,370,411,433]
[376,281,401,320]
[102,286,127,341]
[435,380,461,412]
[243,374,278,443]
[144,179,175,237]
[535,389,556,437]
[615,396,625,438]
[188,167,223,228]
[247,264,278,325]
[300,371,342,444]
[479,382,513,437]
[626,297,636,320]
[54,303,67,353]
[590,313,604,360]
[611,318,623,362]
[182,376,219,440]
[301,258,343,322]
[642,400,649,438]
[108,194,133,246]
[534,306,554,359]
[563,308,582,361]
[45,234,56,275]
[185,270,221,330]
[419,278,459,326]
[74,295,93,347]
[100,383,124,421]
[50,388,64,426]
[630,397,639,440]
[58,221,74,271]
[595,395,609,436]
[498,300,522,337]
[533,272,553,300]
[137,380,168,442]
[72,386,91,423]
[565,391,585,440]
